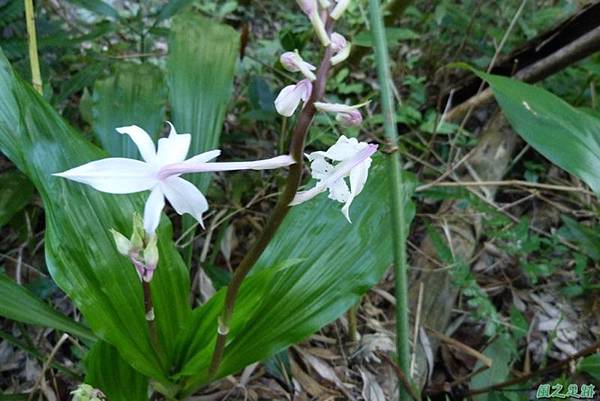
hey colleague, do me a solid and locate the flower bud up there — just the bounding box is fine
[142,235,159,282]
[330,33,351,65]
[280,51,317,81]
[296,0,316,14]
[297,0,330,47]
[130,213,145,251]
[336,110,363,126]
[71,384,106,401]
[331,0,350,20]
[110,229,132,256]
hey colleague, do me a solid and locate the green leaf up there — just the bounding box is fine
[85,341,149,401]
[92,62,166,158]
[0,49,190,382]
[155,0,195,23]
[474,71,600,195]
[0,273,95,342]
[578,353,600,380]
[172,159,416,392]
[470,335,515,401]
[0,171,33,228]
[167,14,239,193]
[66,0,120,19]
[56,61,107,105]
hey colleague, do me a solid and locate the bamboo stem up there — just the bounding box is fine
[367,1,412,400]
[24,0,42,94]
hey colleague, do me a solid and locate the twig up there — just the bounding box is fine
[409,282,424,377]
[379,353,420,401]
[416,179,594,195]
[27,334,69,401]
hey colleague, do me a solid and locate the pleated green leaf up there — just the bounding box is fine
[0,273,96,342]
[0,49,190,382]
[85,341,149,401]
[167,14,239,193]
[92,62,166,158]
[476,71,600,195]
[172,159,416,392]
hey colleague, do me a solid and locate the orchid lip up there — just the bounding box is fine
[290,143,378,206]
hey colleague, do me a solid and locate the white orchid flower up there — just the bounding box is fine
[275,79,313,117]
[54,123,295,234]
[280,51,317,81]
[314,101,369,127]
[290,136,377,222]
[330,33,351,65]
[297,0,331,46]
[331,0,350,19]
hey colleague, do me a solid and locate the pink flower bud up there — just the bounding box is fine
[297,0,316,14]
[337,110,363,126]
[331,33,348,52]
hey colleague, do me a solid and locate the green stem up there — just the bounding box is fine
[368,1,411,400]
[200,19,336,393]
[24,0,42,94]
[143,281,166,370]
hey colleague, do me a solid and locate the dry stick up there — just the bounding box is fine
[27,333,69,401]
[445,24,600,123]
[379,353,420,401]
[24,0,42,94]
[204,20,336,384]
[416,180,594,195]
[465,340,600,397]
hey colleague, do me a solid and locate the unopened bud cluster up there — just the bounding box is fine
[71,384,105,401]
[111,213,159,282]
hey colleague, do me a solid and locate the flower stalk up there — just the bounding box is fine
[204,17,336,386]
[368,1,412,400]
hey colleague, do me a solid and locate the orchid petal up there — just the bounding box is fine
[155,121,192,165]
[331,0,350,19]
[309,10,331,46]
[161,177,209,228]
[328,178,350,202]
[116,125,157,163]
[290,184,328,205]
[314,101,370,114]
[308,135,366,161]
[280,52,317,81]
[331,43,351,65]
[143,186,165,234]
[275,81,313,117]
[54,158,157,194]
[341,157,371,222]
